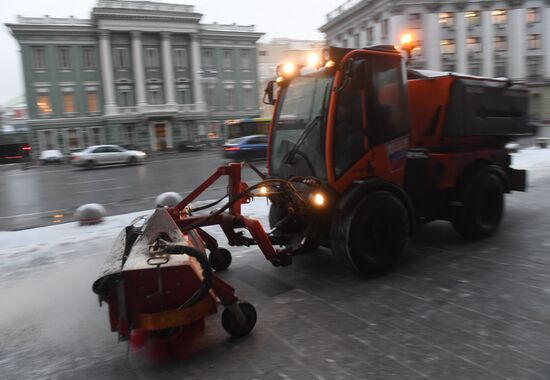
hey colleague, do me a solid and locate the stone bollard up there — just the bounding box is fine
[75,203,106,225]
[536,137,548,149]
[505,142,519,154]
[155,192,183,208]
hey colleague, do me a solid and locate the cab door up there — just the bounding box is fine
[328,51,410,193]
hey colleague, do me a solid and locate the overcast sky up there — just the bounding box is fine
[0,0,343,105]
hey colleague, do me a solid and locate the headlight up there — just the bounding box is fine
[311,192,326,207]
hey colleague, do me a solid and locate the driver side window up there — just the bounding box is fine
[333,66,365,178]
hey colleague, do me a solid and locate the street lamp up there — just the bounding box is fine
[400,32,416,65]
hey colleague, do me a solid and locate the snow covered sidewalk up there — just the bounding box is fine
[0,147,548,282]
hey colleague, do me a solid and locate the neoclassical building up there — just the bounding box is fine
[7,0,263,153]
[320,0,550,122]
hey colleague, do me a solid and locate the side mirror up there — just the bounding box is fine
[263,81,276,105]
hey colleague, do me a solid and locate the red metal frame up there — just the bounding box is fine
[168,162,281,265]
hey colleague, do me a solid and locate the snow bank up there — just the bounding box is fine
[0,200,271,283]
[0,146,548,282]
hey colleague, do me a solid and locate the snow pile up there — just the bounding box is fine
[511,147,550,180]
[0,199,271,283]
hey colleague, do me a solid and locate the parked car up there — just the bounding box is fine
[70,145,147,168]
[39,149,64,164]
[223,135,268,160]
[177,140,205,152]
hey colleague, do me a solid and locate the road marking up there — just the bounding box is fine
[0,209,69,219]
[74,186,129,194]
[67,178,114,185]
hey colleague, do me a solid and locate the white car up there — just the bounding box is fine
[39,150,64,164]
[70,145,147,168]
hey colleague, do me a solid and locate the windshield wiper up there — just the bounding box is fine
[283,115,322,165]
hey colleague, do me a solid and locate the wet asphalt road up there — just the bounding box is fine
[0,150,266,231]
[1,169,550,379]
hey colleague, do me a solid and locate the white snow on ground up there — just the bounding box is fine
[0,199,271,282]
[0,147,548,281]
[511,146,550,180]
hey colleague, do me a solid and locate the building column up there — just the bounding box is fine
[98,31,116,115]
[481,10,494,77]
[161,32,176,105]
[455,11,467,73]
[190,33,206,110]
[131,31,147,107]
[423,12,441,71]
[508,7,527,80]
[389,14,405,46]
[543,6,550,79]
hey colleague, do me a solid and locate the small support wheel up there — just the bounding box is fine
[222,302,257,338]
[208,248,232,272]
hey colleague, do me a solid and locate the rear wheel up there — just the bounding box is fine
[451,167,505,240]
[331,191,409,275]
[222,302,257,338]
[86,160,96,169]
[208,248,232,272]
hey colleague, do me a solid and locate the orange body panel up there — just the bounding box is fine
[408,76,454,148]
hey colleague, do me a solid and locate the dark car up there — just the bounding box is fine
[223,135,268,160]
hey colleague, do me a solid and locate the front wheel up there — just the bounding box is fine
[331,191,409,275]
[451,167,505,240]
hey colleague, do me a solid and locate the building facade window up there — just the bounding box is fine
[440,39,456,54]
[494,36,507,51]
[113,48,129,68]
[32,47,46,69]
[205,85,216,110]
[439,12,454,28]
[528,60,541,79]
[259,50,268,57]
[492,10,507,25]
[241,50,250,70]
[353,33,360,48]
[63,93,75,113]
[409,13,422,29]
[467,37,481,53]
[177,85,190,104]
[495,65,506,77]
[174,48,188,69]
[148,88,163,104]
[528,34,541,50]
[224,86,235,110]
[527,8,540,23]
[243,87,253,110]
[223,49,233,70]
[117,87,134,107]
[465,11,480,27]
[145,48,160,68]
[87,92,99,112]
[381,19,389,40]
[82,47,95,69]
[367,27,374,44]
[57,47,71,69]
[36,94,52,114]
[469,65,481,76]
[203,48,214,68]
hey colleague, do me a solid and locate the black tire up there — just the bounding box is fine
[127,156,137,166]
[86,160,96,169]
[221,302,257,338]
[451,167,505,240]
[331,191,409,275]
[208,248,232,272]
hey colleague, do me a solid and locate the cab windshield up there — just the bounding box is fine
[270,74,332,179]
